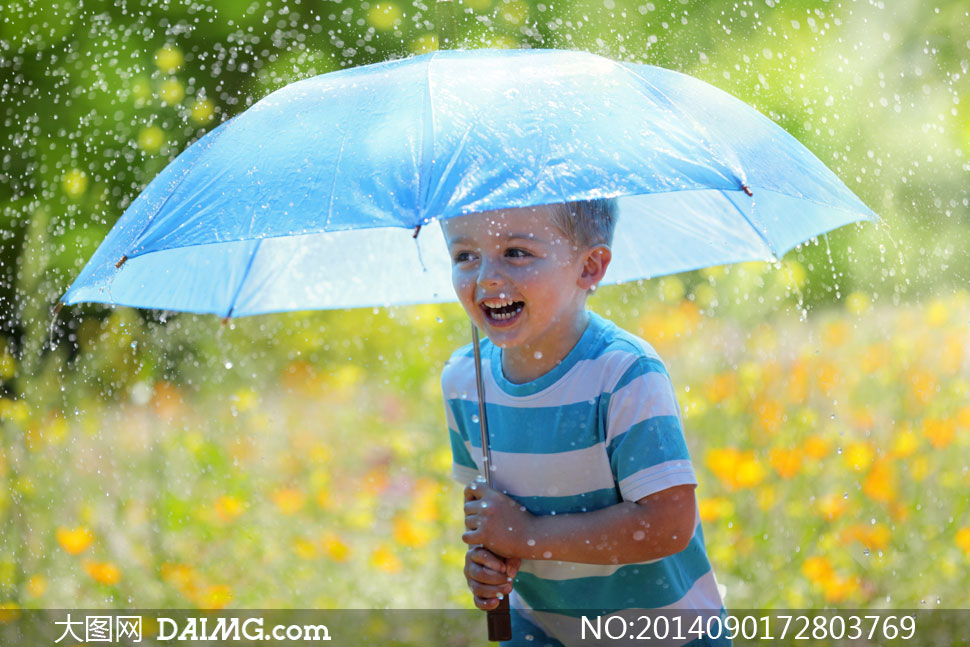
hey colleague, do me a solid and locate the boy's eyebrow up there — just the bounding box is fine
[447,233,545,247]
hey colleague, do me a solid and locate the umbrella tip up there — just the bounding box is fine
[115,255,128,269]
[741,184,753,197]
[413,225,421,239]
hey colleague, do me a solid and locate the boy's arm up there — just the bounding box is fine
[463,480,696,565]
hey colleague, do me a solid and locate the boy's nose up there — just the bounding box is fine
[476,259,506,289]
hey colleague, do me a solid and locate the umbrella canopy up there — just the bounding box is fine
[62,48,877,316]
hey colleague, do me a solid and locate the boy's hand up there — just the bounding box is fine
[463,478,535,558]
[464,546,520,610]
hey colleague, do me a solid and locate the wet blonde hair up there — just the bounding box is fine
[550,198,618,250]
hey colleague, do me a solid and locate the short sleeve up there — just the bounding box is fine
[441,359,482,485]
[605,357,697,502]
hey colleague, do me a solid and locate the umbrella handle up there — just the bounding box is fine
[487,597,512,642]
[471,324,513,642]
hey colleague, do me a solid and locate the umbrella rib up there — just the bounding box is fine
[417,51,440,223]
[223,238,264,318]
[125,118,235,260]
[721,189,779,261]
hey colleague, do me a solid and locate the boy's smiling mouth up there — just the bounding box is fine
[479,297,525,324]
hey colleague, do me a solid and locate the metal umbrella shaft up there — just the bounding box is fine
[471,323,512,641]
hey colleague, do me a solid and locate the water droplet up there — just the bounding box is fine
[471,414,480,424]
[224,361,233,369]
[542,551,552,559]
[527,539,536,546]
[633,530,646,541]
[533,351,543,359]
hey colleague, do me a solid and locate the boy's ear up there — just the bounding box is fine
[578,245,612,290]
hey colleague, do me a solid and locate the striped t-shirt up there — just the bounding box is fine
[442,312,724,645]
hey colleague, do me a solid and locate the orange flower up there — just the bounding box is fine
[151,381,185,420]
[862,458,896,504]
[957,406,970,431]
[922,418,955,449]
[698,497,734,523]
[704,448,766,490]
[768,447,803,479]
[56,526,93,555]
[83,560,121,586]
[705,373,738,405]
[756,399,785,435]
[786,360,808,405]
[941,333,965,375]
[272,488,305,515]
[907,370,937,407]
[393,517,432,548]
[815,361,841,396]
[804,434,831,460]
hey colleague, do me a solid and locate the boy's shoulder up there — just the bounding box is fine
[587,312,666,371]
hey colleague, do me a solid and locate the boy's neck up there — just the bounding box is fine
[500,309,591,385]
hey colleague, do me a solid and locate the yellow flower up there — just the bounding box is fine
[845,291,871,316]
[56,526,93,555]
[0,603,21,622]
[321,532,351,562]
[83,560,121,586]
[941,333,964,375]
[955,527,970,555]
[214,495,244,522]
[410,34,438,54]
[801,555,834,584]
[159,78,184,105]
[138,126,164,152]
[367,2,402,30]
[393,517,432,548]
[705,448,765,490]
[909,456,930,482]
[698,497,735,523]
[293,538,318,560]
[843,442,874,472]
[891,425,919,458]
[370,545,402,573]
[411,478,442,523]
[190,98,215,124]
[199,585,233,610]
[926,298,949,326]
[62,169,88,198]
[816,493,847,521]
[822,320,850,348]
[705,373,737,405]
[155,45,183,73]
[26,575,47,597]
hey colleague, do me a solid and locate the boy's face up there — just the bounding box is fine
[441,205,605,353]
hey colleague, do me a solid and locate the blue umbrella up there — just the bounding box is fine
[61,48,877,316]
[60,48,877,640]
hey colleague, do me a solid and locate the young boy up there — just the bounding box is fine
[440,200,725,646]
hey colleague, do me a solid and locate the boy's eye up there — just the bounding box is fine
[453,250,473,263]
[506,248,532,258]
